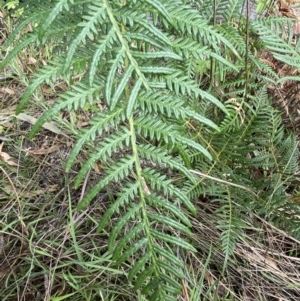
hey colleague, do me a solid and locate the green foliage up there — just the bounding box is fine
[2,0,300,299]
[1,0,18,10]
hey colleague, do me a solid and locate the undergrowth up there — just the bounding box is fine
[1,0,300,300]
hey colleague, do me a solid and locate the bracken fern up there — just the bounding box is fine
[2,0,300,299]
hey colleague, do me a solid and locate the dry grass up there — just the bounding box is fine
[188,204,300,300]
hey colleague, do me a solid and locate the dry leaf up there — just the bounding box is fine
[293,20,300,36]
[141,177,151,195]
[3,184,58,197]
[240,248,279,270]
[264,256,279,270]
[94,163,101,173]
[27,145,60,155]
[26,23,33,32]
[28,57,37,64]
[279,0,290,12]
[0,87,15,95]
[0,136,12,142]
[0,105,17,114]
[0,151,19,166]
[204,269,215,285]
[2,122,14,129]
[16,113,68,137]
[0,105,18,126]
[79,121,89,127]
[0,143,19,166]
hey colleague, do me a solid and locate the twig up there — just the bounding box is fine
[189,169,258,198]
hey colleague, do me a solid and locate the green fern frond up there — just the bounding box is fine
[77,155,134,210]
[64,2,106,71]
[66,108,126,171]
[5,0,300,299]
[252,17,300,68]
[137,144,197,185]
[28,80,104,138]
[75,130,130,184]
[89,28,116,85]
[97,182,140,232]
[0,34,37,69]
[38,0,73,41]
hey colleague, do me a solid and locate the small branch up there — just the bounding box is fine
[189,169,258,198]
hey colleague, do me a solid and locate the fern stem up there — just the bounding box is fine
[244,0,250,101]
[209,0,217,88]
[120,9,161,289]
[222,186,233,274]
[102,0,149,90]
[129,116,161,284]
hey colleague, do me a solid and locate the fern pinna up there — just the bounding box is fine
[2,0,300,299]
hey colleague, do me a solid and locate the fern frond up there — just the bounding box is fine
[142,167,192,212]
[97,183,139,233]
[64,2,106,71]
[38,0,73,41]
[77,155,134,210]
[5,0,300,299]
[137,144,197,185]
[139,90,219,130]
[89,28,116,85]
[0,34,37,69]
[252,17,300,68]
[74,129,131,187]
[28,79,104,138]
